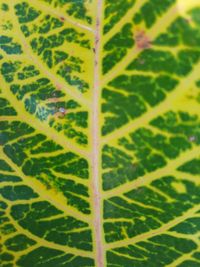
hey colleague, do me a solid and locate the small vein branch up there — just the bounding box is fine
[106,204,200,250]
[23,0,94,33]
[10,3,90,108]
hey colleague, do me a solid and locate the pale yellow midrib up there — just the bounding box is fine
[90,0,105,266]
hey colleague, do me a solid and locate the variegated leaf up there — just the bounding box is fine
[0,0,200,266]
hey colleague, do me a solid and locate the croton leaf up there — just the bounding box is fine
[0,0,200,266]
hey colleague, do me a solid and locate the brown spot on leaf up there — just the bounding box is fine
[60,16,65,22]
[135,30,151,50]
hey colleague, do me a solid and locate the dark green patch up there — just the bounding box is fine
[11,201,92,251]
[17,246,94,267]
[104,0,135,34]
[5,234,36,251]
[103,23,134,74]
[0,185,38,201]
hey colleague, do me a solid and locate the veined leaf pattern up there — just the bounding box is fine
[0,0,200,266]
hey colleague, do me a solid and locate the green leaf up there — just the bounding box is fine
[0,0,200,266]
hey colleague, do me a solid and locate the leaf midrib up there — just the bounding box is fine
[90,0,104,266]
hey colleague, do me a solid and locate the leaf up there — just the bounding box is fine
[0,0,200,266]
